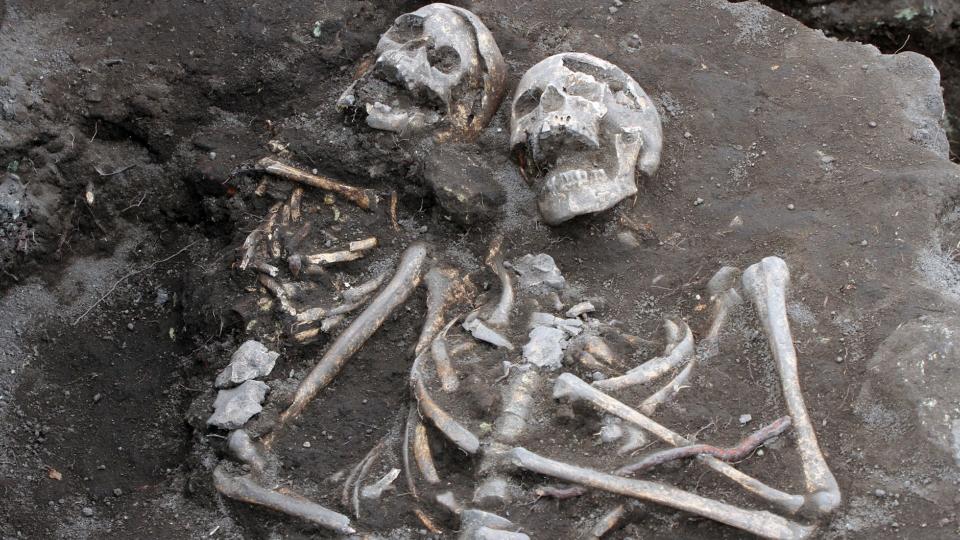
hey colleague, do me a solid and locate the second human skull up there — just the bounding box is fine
[511,53,662,225]
[337,3,506,141]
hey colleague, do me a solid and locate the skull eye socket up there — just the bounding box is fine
[513,88,543,118]
[386,13,424,43]
[427,45,461,74]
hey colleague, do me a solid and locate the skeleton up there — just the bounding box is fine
[337,3,506,141]
[510,53,663,224]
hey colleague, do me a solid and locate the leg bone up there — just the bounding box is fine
[742,257,840,515]
[510,448,813,540]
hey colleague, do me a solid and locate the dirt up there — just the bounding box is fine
[1,1,960,539]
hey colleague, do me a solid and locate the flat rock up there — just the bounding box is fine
[423,145,505,226]
[522,325,567,370]
[214,340,279,388]
[510,254,565,291]
[207,380,269,430]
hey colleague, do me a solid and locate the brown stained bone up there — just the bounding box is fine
[239,202,283,271]
[342,272,388,304]
[410,351,481,454]
[587,504,626,539]
[403,406,422,500]
[414,265,477,356]
[534,484,588,500]
[213,465,354,534]
[484,235,514,327]
[273,242,430,433]
[259,274,297,315]
[639,275,744,415]
[616,416,792,476]
[510,448,814,540]
[257,157,376,210]
[431,317,461,393]
[289,186,304,222]
[594,319,694,392]
[553,373,806,514]
[742,257,841,516]
[302,237,377,266]
[413,415,442,484]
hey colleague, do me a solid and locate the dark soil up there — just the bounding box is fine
[1,1,959,539]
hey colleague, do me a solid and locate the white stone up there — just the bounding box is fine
[207,380,269,430]
[522,326,568,370]
[511,254,565,291]
[214,340,279,388]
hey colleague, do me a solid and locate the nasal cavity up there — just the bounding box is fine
[540,85,565,113]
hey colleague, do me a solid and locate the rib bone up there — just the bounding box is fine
[276,242,430,429]
[484,235,514,327]
[213,465,354,534]
[415,265,476,356]
[742,257,841,515]
[594,319,694,391]
[411,351,480,454]
[509,448,813,540]
[553,373,806,514]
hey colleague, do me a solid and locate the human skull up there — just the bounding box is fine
[337,3,506,141]
[510,53,662,225]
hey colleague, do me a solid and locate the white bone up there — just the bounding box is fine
[742,257,841,515]
[593,319,694,391]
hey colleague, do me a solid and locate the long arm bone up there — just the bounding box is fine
[594,319,694,392]
[484,235,514,327]
[213,465,354,534]
[276,242,430,429]
[509,448,813,540]
[742,257,841,515]
[554,373,806,514]
[639,273,743,414]
[616,416,792,476]
[257,157,376,210]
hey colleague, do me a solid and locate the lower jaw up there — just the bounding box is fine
[538,168,636,225]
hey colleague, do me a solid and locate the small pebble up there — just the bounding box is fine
[683,131,692,139]
[756,448,765,456]
[208,151,217,160]
[93,393,102,403]
[860,240,868,246]
[787,203,795,211]
[693,197,704,206]
[113,488,123,497]
[608,6,618,14]
[81,507,94,517]
[739,414,752,425]
[874,489,886,497]
[613,0,623,5]
[868,121,877,128]
[302,441,311,448]
[835,356,843,363]
[126,323,134,331]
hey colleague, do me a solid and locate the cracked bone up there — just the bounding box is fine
[484,236,515,327]
[275,242,430,432]
[463,317,514,350]
[215,340,279,388]
[742,257,841,516]
[213,465,354,534]
[415,265,476,356]
[258,274,297,316]
[553,373,806,514]
[361,468,400,499]
[510,253,566,291]
[207,380,269,430]
[594,319,694,391]
[257,157,376,210]
[411,351,480,454]
[522,325,568,370]
[639,272,743,415]
[510,448,813,540]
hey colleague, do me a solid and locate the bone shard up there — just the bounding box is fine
[742,257,841,515]
[485,236,514,327]
[215,340,279,388]
[361,468,400,499]
[277,242,430,427]
[594,319,694,391]
[213,465,354,534]
[522,325,567,370]
[566,301,595,318]
[411,351,480,454]
[510,253,565,291]
[207,380,269,430]
[509,447,813,540]
[463,318,514,350]
[553,373,806,514]
[415,265,476,356]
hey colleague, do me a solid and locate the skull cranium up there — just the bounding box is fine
[338,3,506,141]
[510,53,662,225]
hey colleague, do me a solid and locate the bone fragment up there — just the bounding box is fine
[413,415,441,484]
[411,351,480,454]
[459,510,527,540]
[554,373,806,514]
[566,301,595,318]
[534,484,588,499]
[415,265,476,356]
[593,319,694,391]
[510,448,813,540]
[303,237,377,266]
[257,157,376,210]
[239,202,282,271]
[342,272,387,304]
[742,257,841,515]
[485,235,514,327]
[258,274,297,316]
[436,491,463,515]
[226,429,268,477]
[289,186,304,222]
[277,242,429,428]
[587,504,626,539]
[348,438,385,518]
[432,317,461,392]
[617,416,792,475]
[361,468,400,499]
[252,261,279,277]
[213,465,354,534]
[463,318,514,350]
[474,528,530,540]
